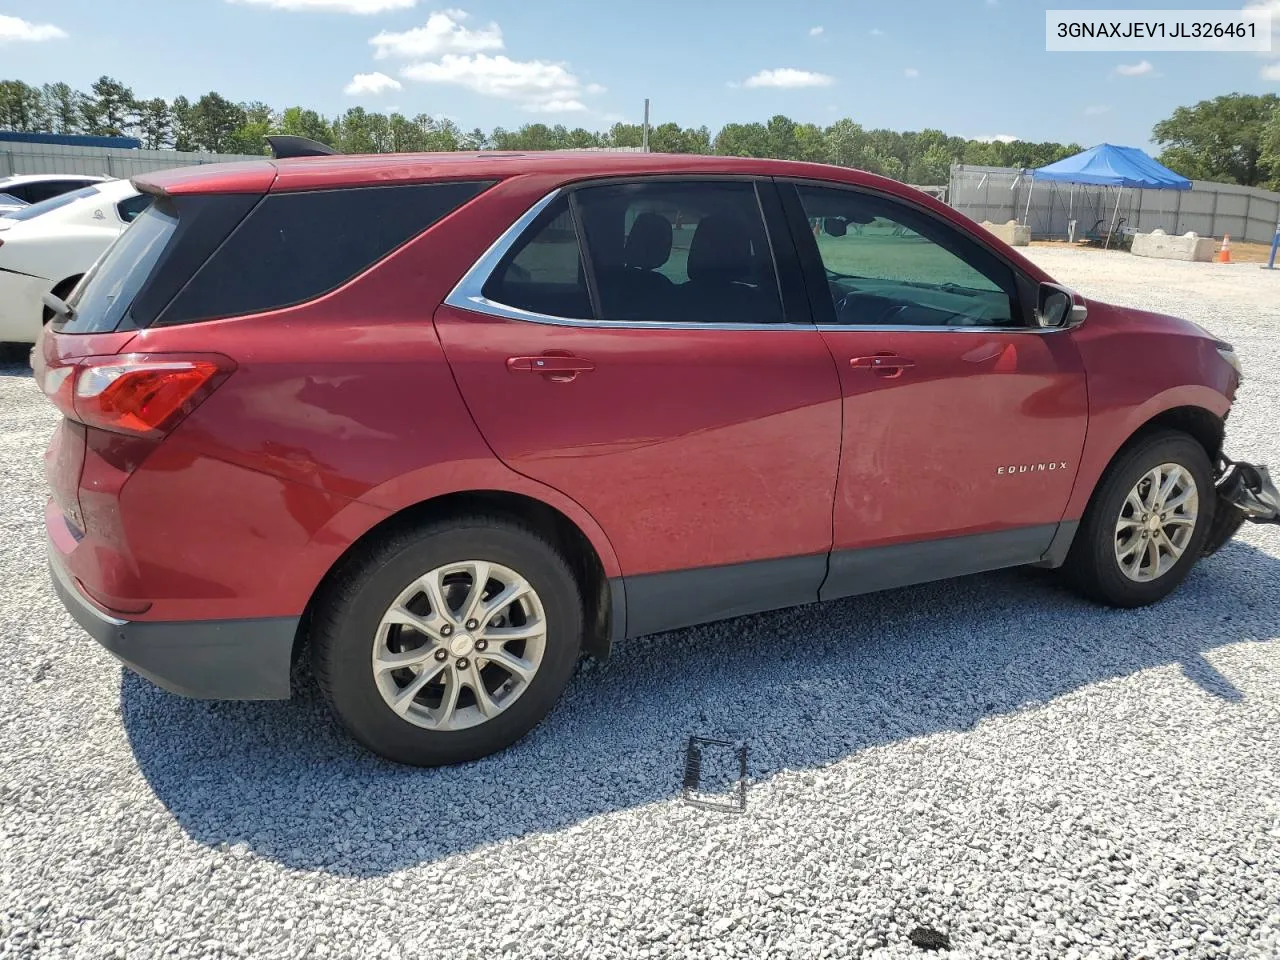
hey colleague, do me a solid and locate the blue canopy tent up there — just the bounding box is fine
[1027,144,1191,247]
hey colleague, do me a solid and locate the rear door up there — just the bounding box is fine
[435,178,843,636]
[777,180,1089,599]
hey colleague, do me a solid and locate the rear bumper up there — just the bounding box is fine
[49,544,297,700]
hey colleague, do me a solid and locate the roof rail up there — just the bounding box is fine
[266,135,338,159]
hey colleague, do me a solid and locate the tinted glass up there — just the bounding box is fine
[57,201,180,334]
[796,184,1016,327]
[574,180,783,324]
[6,185,99,222]
[481,196,592,320]
[116,193,153,223]
[159,180,492,325]
[23,180,84,203]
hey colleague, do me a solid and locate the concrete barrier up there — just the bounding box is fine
[1130,229,1215,262]
[980,219,1031,246]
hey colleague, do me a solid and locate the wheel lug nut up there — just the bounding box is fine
[456,657,469,670]
[434,649,448,662]
[475,639,488,651]
[441,624,453,637]
[465,619,479,631]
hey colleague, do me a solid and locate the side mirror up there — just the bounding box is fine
[823,218,848,238]
[1036,282,1086,329]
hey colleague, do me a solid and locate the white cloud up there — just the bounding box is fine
[742,68,834,89]
[869,27,885,36]
[1114,59,1153,76]
[1264,61,1280,79]
[903,67,920,78]
[371,8,502,58]
[1084,104,1111,115]
[585,82,607,94]
[344,71,403,95]
[0,14,67,42]
[402,53,592,111]
[809,25,824,36]
[228,0,415,12]
[974,134,1019,143]
[525,99,587,113]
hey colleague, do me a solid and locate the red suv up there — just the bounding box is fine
[37,151,1279,766]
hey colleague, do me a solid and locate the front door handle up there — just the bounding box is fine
[507,354,596,382]
[851,353,916,379]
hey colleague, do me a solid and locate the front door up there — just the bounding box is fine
[778,180,1089,599]
[436,179,843,635]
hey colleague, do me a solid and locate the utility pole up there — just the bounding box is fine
[642,98,650,153]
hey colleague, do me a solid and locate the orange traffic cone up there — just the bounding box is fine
[1218,234,1232,263]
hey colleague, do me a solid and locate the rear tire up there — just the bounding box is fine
[311,515,583,766]
[1063,431,1215,608]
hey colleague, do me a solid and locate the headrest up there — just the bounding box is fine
[623,212,673,270]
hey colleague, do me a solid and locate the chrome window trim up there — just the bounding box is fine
[815,324,1067,335]
[443,187,1073,335]
[444,185,813,333]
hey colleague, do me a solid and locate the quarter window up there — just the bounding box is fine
[481,196,592,320]
[795,184,1018,328]
[116,193,153,224]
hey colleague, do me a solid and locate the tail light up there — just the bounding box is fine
[40,353,234,438]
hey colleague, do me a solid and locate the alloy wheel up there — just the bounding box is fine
[1114,463,1199,583]
[371,560,546,730]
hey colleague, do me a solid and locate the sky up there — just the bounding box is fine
[2,0,1279,148]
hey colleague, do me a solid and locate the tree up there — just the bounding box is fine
[225,100,274,154]
[134,97,173,149]
[186,92,246,152]
[41,83,80,134]
[278,106,334,146]
[85,76,135,136]
[1153,94,1279,187]
[713,122,769,157]
[0,80,47,132]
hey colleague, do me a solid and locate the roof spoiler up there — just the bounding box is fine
[266,135,338,159]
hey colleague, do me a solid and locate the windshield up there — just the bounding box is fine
[5,185,101,222]
[58,199,179,334]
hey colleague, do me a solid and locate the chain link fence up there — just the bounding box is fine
[948,164,1280,245]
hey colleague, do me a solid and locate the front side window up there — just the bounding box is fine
[795,184,1017,328]
[573,180,783,324]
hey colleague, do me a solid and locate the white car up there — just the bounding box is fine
[0,174,112,216]
[0,179,152,343]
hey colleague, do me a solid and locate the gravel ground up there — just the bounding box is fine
[1,249,1278,960]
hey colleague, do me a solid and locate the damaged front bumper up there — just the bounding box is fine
[1202,456,1280,557]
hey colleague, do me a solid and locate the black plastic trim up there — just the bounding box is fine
[50,550,296,700]
[623,553,827,638]
[1034,519,1080,569]
[820,524,1060,601]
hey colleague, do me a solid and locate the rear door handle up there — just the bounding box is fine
[850,353,916,379]
[507,355,596,382]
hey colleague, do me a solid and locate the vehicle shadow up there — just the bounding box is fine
[121,536,1279,877]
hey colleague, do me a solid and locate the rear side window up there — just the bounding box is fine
[59,201,180,334]
[158,180,493,325]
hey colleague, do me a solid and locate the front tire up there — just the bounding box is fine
[1063,431,1215,608]
[312,515,584,766]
